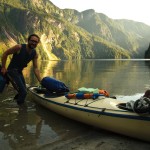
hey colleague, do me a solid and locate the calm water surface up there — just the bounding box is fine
[0,59,150,149]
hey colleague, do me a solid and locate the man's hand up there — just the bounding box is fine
[1,67,7,75]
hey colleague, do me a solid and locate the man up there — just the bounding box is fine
[1,34,42,105]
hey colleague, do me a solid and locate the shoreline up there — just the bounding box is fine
[37,128,150,150]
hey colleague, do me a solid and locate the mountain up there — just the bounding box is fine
[0,0,150,60]
[63,9,150,57]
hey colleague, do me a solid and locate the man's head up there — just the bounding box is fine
[28,34,40,49]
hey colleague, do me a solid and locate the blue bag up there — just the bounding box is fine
[41,77,70,93]
[0,74,6,93]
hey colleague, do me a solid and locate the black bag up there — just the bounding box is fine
[41,77,70,93]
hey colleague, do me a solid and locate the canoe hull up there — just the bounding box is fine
[28,87,150,142]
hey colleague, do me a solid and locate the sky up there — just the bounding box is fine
[50,0,150,26]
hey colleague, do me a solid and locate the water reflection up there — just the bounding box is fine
[0,95,59,150]
[0,106,36,149]
[145,60,150,69]
[24,59,150,95]
[0,97,90,150]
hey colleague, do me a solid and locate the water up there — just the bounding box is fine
[0,59,150,149]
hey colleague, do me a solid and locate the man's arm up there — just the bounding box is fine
[32,53,42,82]
[1,44,21,75]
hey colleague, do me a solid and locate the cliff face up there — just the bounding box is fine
[0,0,150,60]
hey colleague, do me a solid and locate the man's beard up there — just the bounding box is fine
[28,44,36,49]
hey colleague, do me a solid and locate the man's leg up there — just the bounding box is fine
[8,70,27,105]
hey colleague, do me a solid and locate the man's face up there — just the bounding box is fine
[28,36,39,49]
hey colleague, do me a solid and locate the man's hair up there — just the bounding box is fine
[28,34,40,42]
